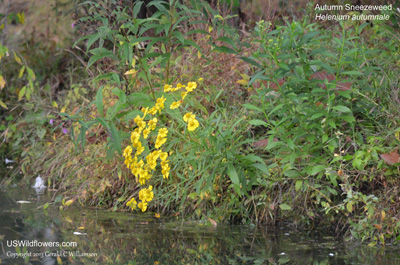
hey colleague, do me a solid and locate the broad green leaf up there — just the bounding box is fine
[249,119,268,126]
[311,165,325,175]
[87,49,118,68]
[332,105,351,113]
[133,1,144,18]
[279,204,292,211]
[0,99,8,109]
[18,86,26,101]
[299,31,319,45]
[283,170,300,177]
[295,180,303,191]
[346,202,353,212]
[96,86,104,117]
[243,103,262,112]
[0,75,5,89]
[14,52,22,64]
[212,45,238,55]
[227,163,240,186]
[251,163,270,175]
[109,123,122,155]
[340,115,355,123]
[341,70,363,76]
[18,65,25,78]
[240,56,261,68]
[26,67,35,80]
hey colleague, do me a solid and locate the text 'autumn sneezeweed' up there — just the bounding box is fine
[124,80,201,212]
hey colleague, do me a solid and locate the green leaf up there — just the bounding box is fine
[216,36,237,49]
[172,30,185,44]
[341,70,363,76]
[251,163,270,176]
[268,104,284,116]
[249,119,268,127]
[87,48,118,68]
[227,163,240,186]
[36,128,46,139]
[283,170,300,177]
[340,115,355,123]
[86,32,101,52]
[279,204,292,211]
[18,86,26,101]
[96,86,104,117]
[310,165,325,175]
[243,103,262,112]
[346,202,353,212]
[299,31,320,45]
[332,105,351,113]
[295,180,303,191]
[18,65,25,78]
[0,99,8,109]
[244,154,264,163]
[240,56,261,68]
[133,1,144,18]
[212,45,238,55]
[109,123,122,155]
[26,67,35,80]
[286,138,294,150]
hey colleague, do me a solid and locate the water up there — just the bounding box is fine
[0,186,399,265]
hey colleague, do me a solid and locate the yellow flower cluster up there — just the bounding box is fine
[183,112,200,131]
[125,79,202,212]
[126,185,155,212]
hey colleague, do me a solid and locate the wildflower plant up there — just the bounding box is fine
[124,80,201,212]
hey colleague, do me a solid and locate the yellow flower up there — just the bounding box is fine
[183,112,195,122]
[134,115,146,130]
[155,136,167,149]
[138,168,151,185]
[170,101,181,109]
[139,186,154,202]
[181,92,188,100]
[126,197,137,210]
[149,106,158,115]
[156,96,166,112]
[143,128,150,139]
[160,152,168,161]
[131,131,140,144]
[138,201,148,212]
[158,128,168,138]
[135,142,145,156]
[198,78,203,82]
[162,163,170,179]
[141,107,149,116]
[186,81,197,92]
[123,145,132,158]
[188,118,199,131]
[164,84,172,92]
[148,118,157,130]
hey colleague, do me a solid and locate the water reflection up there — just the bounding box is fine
[0,186,400,264]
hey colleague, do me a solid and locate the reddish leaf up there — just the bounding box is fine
[380,149,400,165]
[253,137,279,148]
[309,71,353,91]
